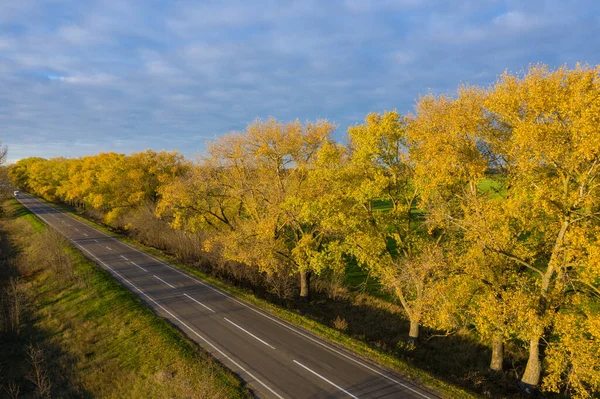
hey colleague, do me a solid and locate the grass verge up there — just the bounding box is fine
[35,196,478,398]
[0,198,251,398]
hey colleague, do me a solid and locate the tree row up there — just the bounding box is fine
[10,65,600,397]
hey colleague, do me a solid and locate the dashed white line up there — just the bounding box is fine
[224,318,275,349]
[131,261,147,272]
[154,275,175,289]
[106,246,112,251]
[120,255,128,261]
[94,239,99,243]
[149,258,430,397]
[107,233,431,397]
[293,360,359,399]
[83,233,88,237]
[183,293,215,313]
[75,228,79,231]
[227,293,431,397]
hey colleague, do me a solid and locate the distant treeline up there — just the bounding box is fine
[10,65,600,397]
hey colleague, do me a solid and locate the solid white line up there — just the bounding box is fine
[154,275,175,289]
[183,293,215,313]
[131,261,147,272]
[16,198,286,399]
[224,317,275,349]
[20,194,430,399]
[120,255,128,261]
[293,360,359,399]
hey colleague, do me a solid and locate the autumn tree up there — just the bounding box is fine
[457,200,537,373]
[320,110,452,340]
[407,87,524,368]
[482,65,600,392]
[157,162,240,233]
[9,157,46,192]
[410,65,600,394]
[9,151,187,226]
[100,150,188,224]
[159,119,343,299]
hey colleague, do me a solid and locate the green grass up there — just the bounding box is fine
[478,177,506,199]
[30,196,478,398]
[1,199,251,398]
[372,198,393,211]
[9,198,45,231]
[343,258,396,301]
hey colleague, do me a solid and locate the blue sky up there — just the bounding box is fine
[2,0,599,162]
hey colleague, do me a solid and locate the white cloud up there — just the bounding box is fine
[59,73,116,85]
[493,11,545,31]
[394,50,416,65]
[344,0,426,13]
[145,59,179,77]
[57,25,99,45]
[0,37,15,50]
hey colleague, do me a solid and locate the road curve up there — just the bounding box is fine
[16,193,439,399]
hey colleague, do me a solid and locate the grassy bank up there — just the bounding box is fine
[0,198,251,398]
[33,197,480,398]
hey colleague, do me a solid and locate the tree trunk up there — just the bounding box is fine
[408,318,420,340]
[300,270,311,301]
[520,336,541,392]
[490,334,504,372]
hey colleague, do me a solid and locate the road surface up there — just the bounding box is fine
[16,193,438,399]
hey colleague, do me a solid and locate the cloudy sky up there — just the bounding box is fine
[1,0,599,162]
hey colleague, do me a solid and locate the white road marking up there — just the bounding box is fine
[44,232,284,399]
[293,360,359,399]
[94,239,99,243]
[107,237,431,397]
[120,255,128,261]
[19,194,431,399]
[154,275,175,289]
[75,228,79,231]
[183,293,215,313]
[224,318,275,349]
[106,246,112,251]
[131,261,147,272]
[227,295,431,397]
[84,233,88,237]
[145,258,430,397]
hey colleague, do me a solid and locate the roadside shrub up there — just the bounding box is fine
[333,315,349,332]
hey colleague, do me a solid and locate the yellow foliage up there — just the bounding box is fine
[543,309,600,398]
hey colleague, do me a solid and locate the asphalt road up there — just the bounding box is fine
[16,193,438,399]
